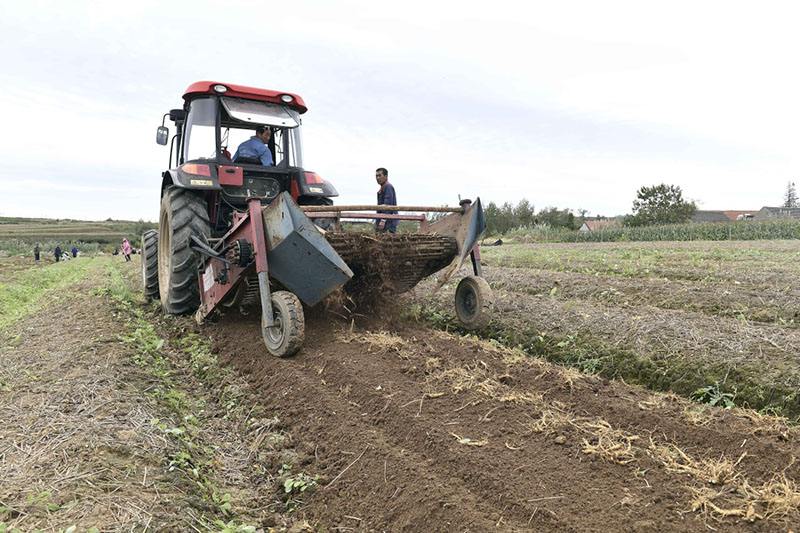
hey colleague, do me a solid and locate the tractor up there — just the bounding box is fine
[143,81,493,357]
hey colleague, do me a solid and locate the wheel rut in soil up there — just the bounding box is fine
[207,313,800,532]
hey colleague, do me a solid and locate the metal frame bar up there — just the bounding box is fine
[248,199,274,327]
[194,198,272,325]
[470,246,482,277]
[306,212,427,221]
[301,204,463,213]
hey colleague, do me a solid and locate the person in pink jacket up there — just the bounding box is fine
[122,238,132,262]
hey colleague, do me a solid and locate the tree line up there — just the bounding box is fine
[483,200,580,235]
[484,180,798,236]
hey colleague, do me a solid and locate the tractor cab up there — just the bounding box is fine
[156,81,337,234]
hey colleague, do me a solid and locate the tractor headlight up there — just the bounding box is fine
[213,84,228,94]
[280,94,294,103]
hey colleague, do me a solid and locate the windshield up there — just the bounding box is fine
[221,97,300,127]
[182,98,217,162]
[182,96,304,167]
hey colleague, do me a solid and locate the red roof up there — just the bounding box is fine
[722,210,756,221]
[582,219,619,231]
[183,81,308,113]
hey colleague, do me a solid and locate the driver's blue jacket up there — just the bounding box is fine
[233,136,274,166]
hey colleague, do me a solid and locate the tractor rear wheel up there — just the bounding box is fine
[262,291,305,357]
[158,186,210,315]
[454,275,494,329]
[141,229,159,300]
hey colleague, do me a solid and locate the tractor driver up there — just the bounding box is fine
[232,125,274,166]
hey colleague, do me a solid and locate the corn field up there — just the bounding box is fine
[503,219,800,243]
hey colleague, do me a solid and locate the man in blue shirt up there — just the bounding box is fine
[375,167,398,233]
[232,125,274,166]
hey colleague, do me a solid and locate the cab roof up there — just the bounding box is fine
[183,81,308,114]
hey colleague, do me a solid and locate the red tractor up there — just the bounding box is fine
[144,81,493,357]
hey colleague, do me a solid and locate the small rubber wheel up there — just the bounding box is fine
[141,230,159,300]
[454,275,494,329]
[262,291,305,357]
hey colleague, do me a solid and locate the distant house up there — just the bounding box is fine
[578,219,619,232]
[691,210,757,223]
[691,211,729,223]
[754,206,800,220]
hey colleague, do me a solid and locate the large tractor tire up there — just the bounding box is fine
[141,229,159,300]
[262,291,305,357]
[454,275,494,329]
[158,186,210,315]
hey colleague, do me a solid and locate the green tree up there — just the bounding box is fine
[513,199,535,228]
[784,181,798,208]
[625,183,696,227]
[498,202,515,234]
[537,207,576,229]
[484,202,501,235]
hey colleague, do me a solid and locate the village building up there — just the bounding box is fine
[754,206,800,220]
[690,210,756,223]
[578,219,620,232]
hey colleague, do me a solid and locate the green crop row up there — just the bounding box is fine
[502,219,800,243]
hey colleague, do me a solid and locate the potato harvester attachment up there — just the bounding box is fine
[183,192,492,357]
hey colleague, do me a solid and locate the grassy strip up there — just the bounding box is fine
[102,262,318,526]
[0,258,99,331]
[99,264,258,532]
[408,305,800,420]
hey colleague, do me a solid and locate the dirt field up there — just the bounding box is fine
[414,240,800,417]
[2,243,800,531]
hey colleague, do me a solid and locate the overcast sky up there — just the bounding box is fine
[1,0,798,221]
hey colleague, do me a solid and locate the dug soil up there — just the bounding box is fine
[209,310,800,532]
[5,257,800,531]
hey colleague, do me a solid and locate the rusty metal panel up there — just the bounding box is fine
[427,198,486,269]
[262,193,353,306]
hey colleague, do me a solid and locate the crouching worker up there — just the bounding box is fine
[375,167,397,233]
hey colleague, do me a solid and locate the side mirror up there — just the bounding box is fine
[156,126,169,145]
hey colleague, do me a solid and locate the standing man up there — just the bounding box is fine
[375,167,398,233]
[71,245,79,258]
[232,126,274,166]
[34,243,40,264]
[54,244,62,262]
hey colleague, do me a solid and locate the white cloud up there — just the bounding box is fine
[0,0,798,221]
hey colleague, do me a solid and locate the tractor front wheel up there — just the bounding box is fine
[262,291,305,357]
[158,186,210,315]
[141,229,159,300]
[454,275,494,329]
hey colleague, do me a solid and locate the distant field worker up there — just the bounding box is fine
[34,243,40,263]
[71,246,79,258]
[121,239,132,262]
[54,245,62,262]
[375,167,398,233]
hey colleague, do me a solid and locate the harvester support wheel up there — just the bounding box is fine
[141,229,160,300]
[262,291,305,357]
[158,186,210,314]
[454,275,494,329]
